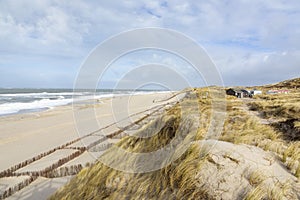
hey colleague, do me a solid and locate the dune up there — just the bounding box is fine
[50,87,300,200]
[2,84,300,199]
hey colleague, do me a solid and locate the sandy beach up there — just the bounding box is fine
[0,91,184,199]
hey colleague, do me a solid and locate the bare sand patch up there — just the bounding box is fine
[7,176,73,200]
[67,135,105,149]
[16,149,78,173]
[0,176,30,194]
[59,151,100,168]
[196,140,300,199]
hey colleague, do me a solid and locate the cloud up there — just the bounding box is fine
[0,0,299,88]
[209,46,300,86]
[98,49,206,89]
[0,1,91,55]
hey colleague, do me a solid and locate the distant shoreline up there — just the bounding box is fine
[0,89,174,117]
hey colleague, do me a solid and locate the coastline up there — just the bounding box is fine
[0,90,174,117]
[0,91,184,199]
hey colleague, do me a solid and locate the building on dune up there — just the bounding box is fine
[226,88,264,98]
[226,88,251,98]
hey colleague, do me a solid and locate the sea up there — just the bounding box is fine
[0,88,161,116]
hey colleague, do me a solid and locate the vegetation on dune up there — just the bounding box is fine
[248,92,300,142]
[246,91,300,178]
[245,181,296,200]
[50,86,300,199]
[263,77,300,89]
[220,98,281,149]
[249,93,300,120]
[50,88,220,199]
[51,144,211,199]
[50,114,210,199]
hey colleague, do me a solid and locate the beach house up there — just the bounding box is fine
[226,88,251,98]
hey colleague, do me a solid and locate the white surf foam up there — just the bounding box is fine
[0,98,73,116]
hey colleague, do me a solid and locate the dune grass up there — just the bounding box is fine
[248,170,268,186]
[245,181,298,200]
[50,87,300,199]
[50,88,219,199]
[246,91,300,178]
[249,92,300,120]
[263,77,300,90]
[219,99,281,149]
[244,183,267,200]
[50,142,210,199]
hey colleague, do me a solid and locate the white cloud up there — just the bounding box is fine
[209,46,300,86]
[0,0,299,87]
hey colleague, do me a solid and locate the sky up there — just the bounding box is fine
[0,0,299,89]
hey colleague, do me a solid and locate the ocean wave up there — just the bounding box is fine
[0,98,73,116]
[0,90,170,116]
